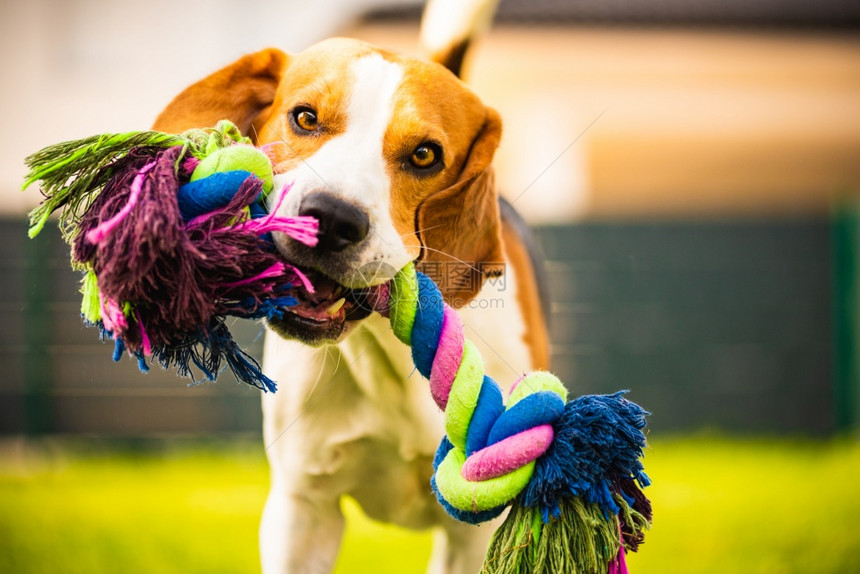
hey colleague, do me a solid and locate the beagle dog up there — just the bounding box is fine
[153,29,549,574]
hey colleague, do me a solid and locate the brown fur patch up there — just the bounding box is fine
[153,48,288,136]
[501,220,550,370]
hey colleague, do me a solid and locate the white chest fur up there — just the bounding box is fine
[259,261,532,572]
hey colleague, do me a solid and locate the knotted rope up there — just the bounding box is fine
[374,264,652,573]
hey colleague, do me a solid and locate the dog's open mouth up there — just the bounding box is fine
[267,267,375,342]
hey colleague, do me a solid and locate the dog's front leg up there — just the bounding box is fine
[260,478,344,574]
[260,337,349,574]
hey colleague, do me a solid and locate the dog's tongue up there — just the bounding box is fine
[277,264,389,323]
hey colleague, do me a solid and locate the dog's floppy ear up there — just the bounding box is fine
[152,48,288,138]
[416,107,505,307]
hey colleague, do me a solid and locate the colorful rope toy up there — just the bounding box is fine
[24,121,651,573]
[371,266,651,573]
[23,121,318,391]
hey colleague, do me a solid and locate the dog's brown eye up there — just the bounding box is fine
[292,107,319,132]
[410,143,441,170]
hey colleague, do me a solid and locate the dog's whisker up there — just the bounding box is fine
[398,223,448,241]
[265,342,365,452]
[415,245,485,275]
[263,347,329,451]
[305,345,334,400]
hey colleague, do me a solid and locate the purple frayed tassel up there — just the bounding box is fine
[76,154,316,345]
[85,160,156,244]
[84,146,214,347]
[27,122,316,391]
[221,263,288,290]
[73,148,181,265]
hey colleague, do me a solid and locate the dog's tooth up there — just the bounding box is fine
[326,297,346,316]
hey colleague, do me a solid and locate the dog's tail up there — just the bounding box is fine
[420,0,499,78]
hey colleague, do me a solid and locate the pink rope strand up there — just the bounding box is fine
[136,310,152,356]
[287,265,315,294]
[86,161,156,244]
[221,262,287,290]
[251,181,319,247]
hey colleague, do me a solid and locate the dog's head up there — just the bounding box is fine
[154,38,504,343]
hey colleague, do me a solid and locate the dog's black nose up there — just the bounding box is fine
[298,193,370,253]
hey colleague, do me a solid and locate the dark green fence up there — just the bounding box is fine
[537,219,834,434]
[0,216,846,435]
[1,219,266,435]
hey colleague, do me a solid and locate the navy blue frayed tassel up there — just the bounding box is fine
[519,391,649,520]
[99,315,277,392]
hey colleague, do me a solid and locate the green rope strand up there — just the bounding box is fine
[483,497,627,574]
[23,131,186,239]
[22,120,249,241]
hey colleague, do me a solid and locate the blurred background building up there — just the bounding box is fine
[1,0,859,435]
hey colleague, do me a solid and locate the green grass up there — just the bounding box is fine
[0,435,858,573]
